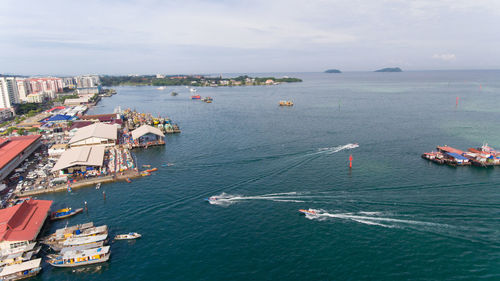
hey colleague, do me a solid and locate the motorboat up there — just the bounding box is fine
[51,208,83,220]
[47,246,110,268]
[299,209,317,216]
[114,233,142,240]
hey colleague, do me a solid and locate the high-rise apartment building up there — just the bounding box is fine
[0,77,20,108]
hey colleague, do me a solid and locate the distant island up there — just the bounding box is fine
[100,75,302,87]
[324,69,342,73]
[375,67,402,72]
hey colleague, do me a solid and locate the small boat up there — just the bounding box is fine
[157,86,166,90]
[42,225,108,246]
[191,95,201,100]
[41,222,94,242]
[126,178,131,183]
[51,208,83,220]
[145,168,158,173]
[95,183,101,189]
[142,164,151,168]
[114,232,142,240]
[190,88,197,93]
[202,97,213,103]
[299,209,317,216]
[47,246,110,268]
[0,258,42,280]
[171,91,178,96]
[279,100,294,106]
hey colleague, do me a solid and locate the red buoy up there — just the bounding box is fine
[349,154,353,169]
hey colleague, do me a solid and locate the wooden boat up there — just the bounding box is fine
[145,168,158,173]
[126,178,132,183]
[0,258,41,280]
[40,222,94,242]
[47,246,110,268]
[114,232,142,240]
[0,246,41,267]
[42,225,108,246]
[50,208,83,220]
[279,100,294,106]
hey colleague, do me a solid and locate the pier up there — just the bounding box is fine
[422,144,500,167]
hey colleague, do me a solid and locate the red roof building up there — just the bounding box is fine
[0,200,52,249]
[437,146,464,155]
[0,135,42,181]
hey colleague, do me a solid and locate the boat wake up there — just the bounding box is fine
[316,143,359,155]
[207,192,306,207]
[301,209,448,229]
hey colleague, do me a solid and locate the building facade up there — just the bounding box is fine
[0,77,20,109]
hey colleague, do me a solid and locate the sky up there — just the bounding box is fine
[1,0,500,75]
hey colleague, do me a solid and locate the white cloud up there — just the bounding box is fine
[432,54,457,61]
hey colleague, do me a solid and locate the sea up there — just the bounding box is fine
[37,71,500,280]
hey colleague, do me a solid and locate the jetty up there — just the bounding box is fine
[422,144,500,167]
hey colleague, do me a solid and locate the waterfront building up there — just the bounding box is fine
[51,146,105,174]
[0,135,42,182]
[0,77,20,109]
[0,199,52,252]
[75,75,100,88]
[68,123,117,147]
[76,87,100,95]
[64,95,92,106]
[131,124,165,146]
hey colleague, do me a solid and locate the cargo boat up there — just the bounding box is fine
[0,258,42,280]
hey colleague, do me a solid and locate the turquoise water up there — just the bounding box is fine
[38,71,500,280]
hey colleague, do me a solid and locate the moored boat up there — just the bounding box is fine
[47,246,110,268]
[40,222,94,242]
[191,95,201,100]
[0,258,42,280]
[50,208,83,220]
[114,232,142,240]
[42,225,108,245]
[57,241,105,254]
[49,234,108,252]
[95,183,101,189]
[171,91,178,96]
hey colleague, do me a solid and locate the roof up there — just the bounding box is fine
[45,114,74,122]
[52,146,105,172]
[68,123,117,145]
[0,200,52,242]
[131,124,165,140]
[437,146,464,154]
[80,114,118,122]
[0,258,41,277]
[64,96,90,105]
[70,121,93,130]
[446,152,469,161]
[47,106,65,112]
[49,143,68,150]
[0,135,41,170]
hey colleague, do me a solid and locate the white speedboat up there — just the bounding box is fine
[114,232,141,240]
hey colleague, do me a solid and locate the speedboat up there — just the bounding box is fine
[115,233,141,240]
[299,209,317,216]
[95,183,101,189]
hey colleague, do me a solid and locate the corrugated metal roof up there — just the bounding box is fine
[0,258,41,277]
[131,124,165,140]
[0,135,41,170]
[68,123,117,145]
[51,146,105,172]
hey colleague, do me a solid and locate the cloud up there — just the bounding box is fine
[432,53,457,61]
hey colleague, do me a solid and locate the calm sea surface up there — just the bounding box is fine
[38,71,500,280]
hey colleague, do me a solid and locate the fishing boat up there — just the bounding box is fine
[191,95,201,100]
[279,100,294,106]
[126,178,131,183]
[58,242,105,254]
[171,91,178,96]
[145,167,158,173]
[202,97,213,103]
[51,208,83,220]
[0,258,42,280]
[42,225,108,246]
[299,209,317,216]
[114,232,142,240]
[47,246,110,268]
[95,183,101,189]
[0,246,41,267]
[41,222,94,242]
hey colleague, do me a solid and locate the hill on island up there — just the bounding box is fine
[324,69,342,73]
[374,67,402,72]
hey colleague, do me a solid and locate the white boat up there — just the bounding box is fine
[96,183,101,189]
[157,86,166,90]
[63,234,108,247]
[43,225,108,245]
[0,246,41,267]
[190,88,197,93]
[41,222,94,242]
[59,242,105,254]
[47,246,110,268]
[0,258,42,280]
[0,242,38,257]
[114,232,141,240]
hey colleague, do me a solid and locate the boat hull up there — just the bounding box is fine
[48,254,110,268]
[51,208,83,220]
